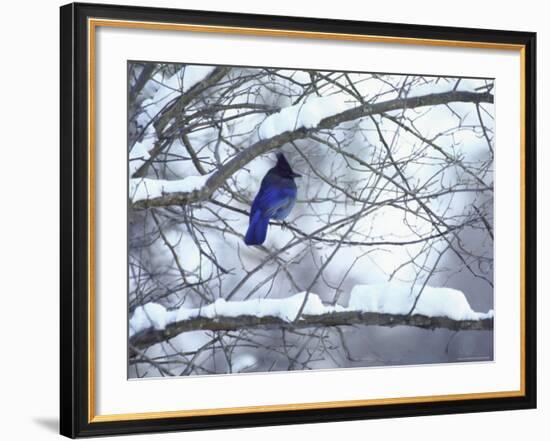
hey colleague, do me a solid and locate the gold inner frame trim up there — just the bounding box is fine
[87,17,527,423]
[91,390,524,423]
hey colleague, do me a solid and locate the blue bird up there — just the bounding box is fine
[244,153,301,245]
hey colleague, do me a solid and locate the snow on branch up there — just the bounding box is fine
[258,95,355,139]
[131,90,494,209]
[129,283,494,351]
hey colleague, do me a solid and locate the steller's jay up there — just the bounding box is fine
[244,153,301,245]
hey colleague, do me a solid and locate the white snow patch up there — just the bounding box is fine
[258,95,356,139]
[183,293,342,322]
[130,173,212,202]
[348,282,493,321]
[182,65,216,92]
[138,79,160,102]
[129,140,155,175]
[232,354,257,373]
[129,140,153,161]
[130,303,170,336]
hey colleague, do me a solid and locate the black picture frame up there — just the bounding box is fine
[60,2,537,438]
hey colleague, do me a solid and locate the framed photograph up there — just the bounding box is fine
[60,2,536,438]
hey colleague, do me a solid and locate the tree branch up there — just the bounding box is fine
[132,66,231,178]
[129,310,493,352]
[154,66,231,134]
[131,90,494,209]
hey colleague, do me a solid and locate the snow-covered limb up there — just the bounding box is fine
[258,95,355,139]
[131,89,493,209]
[129,283,494,351]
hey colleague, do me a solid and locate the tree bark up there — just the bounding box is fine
[129,310,493,352]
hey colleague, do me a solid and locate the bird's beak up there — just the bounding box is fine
[292,172,302,178]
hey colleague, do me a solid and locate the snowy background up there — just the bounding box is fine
[127,62,494,378]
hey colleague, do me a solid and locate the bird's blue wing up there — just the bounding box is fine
[251,184,296,220]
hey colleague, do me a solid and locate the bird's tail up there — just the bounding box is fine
[244,211,270,245]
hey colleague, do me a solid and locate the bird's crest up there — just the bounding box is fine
[274,152,301,178]
[276,152,292,173]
